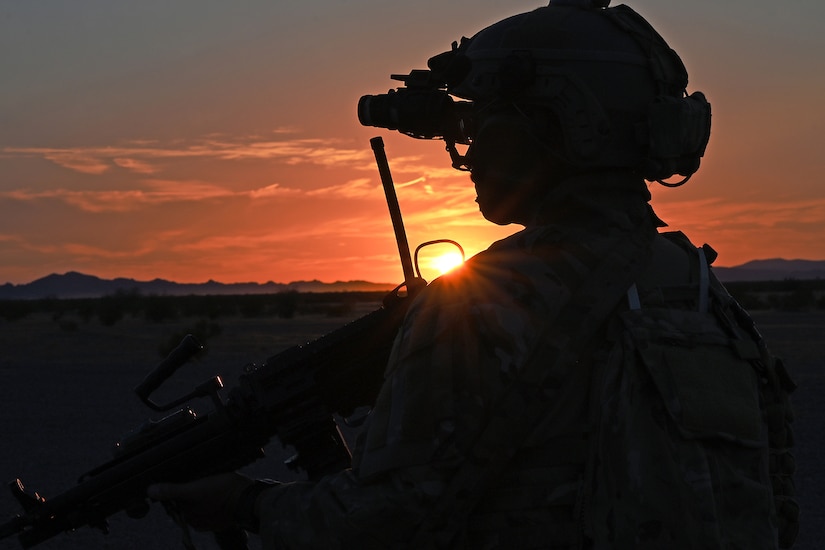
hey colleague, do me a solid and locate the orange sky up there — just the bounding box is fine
[1,1,823,286]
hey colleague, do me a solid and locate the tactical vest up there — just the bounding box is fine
[583,232,798,549]
[413,231,797,549]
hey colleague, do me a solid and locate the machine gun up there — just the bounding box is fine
[0,137,427,549]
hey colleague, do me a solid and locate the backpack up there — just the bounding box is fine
[584,233,798,549]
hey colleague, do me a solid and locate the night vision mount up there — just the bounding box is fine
[358,1,711,186]
[358,62,475,171]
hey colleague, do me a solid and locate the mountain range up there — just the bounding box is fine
[1,259,824,300]
[0,272,397,300]
[713,259,825,283]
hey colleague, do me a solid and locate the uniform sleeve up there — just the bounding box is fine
[256,242,567,549]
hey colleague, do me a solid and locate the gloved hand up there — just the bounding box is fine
[148,472,274,533]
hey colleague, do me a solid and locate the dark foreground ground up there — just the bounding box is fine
[0,308,822,549]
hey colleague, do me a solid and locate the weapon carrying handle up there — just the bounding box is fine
[135,334,203,410]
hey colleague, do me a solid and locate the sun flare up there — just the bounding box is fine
[431,251,465,275]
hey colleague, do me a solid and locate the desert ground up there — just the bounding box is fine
[0,303,822,549]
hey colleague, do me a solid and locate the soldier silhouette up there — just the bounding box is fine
[149,1,798,548]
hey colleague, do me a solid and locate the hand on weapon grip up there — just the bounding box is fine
[147,472,264,533]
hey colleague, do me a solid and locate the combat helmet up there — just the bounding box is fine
[359,0,711,185]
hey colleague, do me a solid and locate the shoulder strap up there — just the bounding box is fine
[707,270,800,549]
[407,226,655,548]
[658,231,799,548]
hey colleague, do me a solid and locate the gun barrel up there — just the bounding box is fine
[2,138,428,548]
[2,404,267,548]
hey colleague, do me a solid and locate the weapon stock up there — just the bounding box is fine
[0,138,425,548]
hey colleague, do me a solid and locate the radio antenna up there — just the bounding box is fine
[370,137,418,286]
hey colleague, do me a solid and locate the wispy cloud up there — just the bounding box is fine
[0,182,237,212]
[40,152,110,175]
[654,196,825,231]
[306,178,377,199]
[113,157,157,174]
[248,183,302,198]
[650,195,825,265]
[0,149,472,213]
[2,133,371,175]
[0,177,378,211]
[61,241,160,260]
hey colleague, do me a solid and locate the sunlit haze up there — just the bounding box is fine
[432,252,466,277]
[1,1,823,285]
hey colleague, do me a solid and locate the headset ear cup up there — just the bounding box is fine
[642,91,711,181]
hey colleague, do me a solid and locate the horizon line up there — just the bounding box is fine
[6,258,825,288]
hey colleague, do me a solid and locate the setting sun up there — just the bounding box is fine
[1,2,823,287]
[432,251,465,275]
[414,239,467,279]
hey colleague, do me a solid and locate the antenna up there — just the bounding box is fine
[370,137,418,286]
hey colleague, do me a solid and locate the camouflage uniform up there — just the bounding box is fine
[256,172,785,549]
[584,230,792,549]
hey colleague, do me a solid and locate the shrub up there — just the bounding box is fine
[97,296,125,326]
[0,300,32,321]
[143,295,179,323]
[274,291,299,319]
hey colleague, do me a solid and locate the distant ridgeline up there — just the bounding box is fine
[0,271,397,300]
[4,260,825,300]
[713,259,825,282]
[0,268,823,322]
